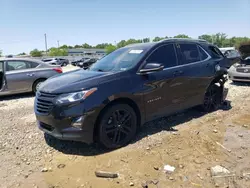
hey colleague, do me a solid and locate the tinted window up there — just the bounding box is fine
[0,61,3,72]
[146,44,177,68]
[27,61,39,68]
[89,47,147,72]
[199,46,209,60]
[7,61,28,71]
[179,44,200,65]
[209,46,224,59]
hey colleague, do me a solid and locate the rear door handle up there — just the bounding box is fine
[27,73,34,77]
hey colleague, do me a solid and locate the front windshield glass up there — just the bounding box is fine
[88,47,147,72]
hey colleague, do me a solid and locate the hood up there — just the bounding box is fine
[39,69,111,93]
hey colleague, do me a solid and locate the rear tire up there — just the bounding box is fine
[201,84,222,112]
[97,104,137,149]
[33,79,46,93]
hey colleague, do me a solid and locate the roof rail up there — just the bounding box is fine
[159,38,208,43]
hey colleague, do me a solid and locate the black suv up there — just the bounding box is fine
[35,39,228,149]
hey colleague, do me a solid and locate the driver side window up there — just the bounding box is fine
[146,44,177,68]
[6,61,29,71]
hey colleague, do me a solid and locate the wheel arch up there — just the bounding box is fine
[32,78,47,91]
[93,97,142,142]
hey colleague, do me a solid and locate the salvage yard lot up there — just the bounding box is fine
[0,68,250,187]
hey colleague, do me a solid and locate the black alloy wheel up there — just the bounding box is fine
[98,104,137,149]
[202,84,222,112]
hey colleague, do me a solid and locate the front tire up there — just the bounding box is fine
[97,104,137,149]
[33,79,46,93]
[201,84,222,112]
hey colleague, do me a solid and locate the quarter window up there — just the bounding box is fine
[209,46,224,59]
[146,44,177,68]
[178,43,200,65]
[199,46,209,61]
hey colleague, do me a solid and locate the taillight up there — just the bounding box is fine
[53,67,63,73]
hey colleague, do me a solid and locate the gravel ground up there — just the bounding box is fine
[0,70,250,188]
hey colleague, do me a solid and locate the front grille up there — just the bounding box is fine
[236,68,250,73]
[234,76,250,80]
[36,92,58,114]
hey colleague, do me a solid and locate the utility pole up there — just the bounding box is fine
[57,40,60,48]
[44,33,48,56]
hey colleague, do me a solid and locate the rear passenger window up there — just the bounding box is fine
[198,46,209,60]
[146,44,177,68]
[178,44,200,65]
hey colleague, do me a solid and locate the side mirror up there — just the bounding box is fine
[139,63,164,74]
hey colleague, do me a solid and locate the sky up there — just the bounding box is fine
[0,0,250,55]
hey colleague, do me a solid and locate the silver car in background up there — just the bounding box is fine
[0,58,63,96]
[42,58,69,66]
[228,57,250,82]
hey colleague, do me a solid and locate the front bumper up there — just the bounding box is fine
[228,69,250,82]
[35,96,100,144]
[36,115,93,143]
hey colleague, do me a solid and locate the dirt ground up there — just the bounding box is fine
[0,67,250,188]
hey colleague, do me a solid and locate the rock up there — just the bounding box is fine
[129,182,134,186]
[169,177,174,180]
[197,174,203,180]
[146,147,150,150]
[141,181,148,188]
[238,134,243,138]
[153,166,159,170]
[95,171,118,178]
[41,168,48,172]
[163,165,175,173]
[182,176,188,181]
[24,174,29,178]
[238,156,243,159]
[57,164,66,169]
[179,164,184,169]
[213,129,218,133]
[211,165,230,176]
[26,162,30,165]
[243,125,248,128]
[152,179,159,185]
[194,159,203,164]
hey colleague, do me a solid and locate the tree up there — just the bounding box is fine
[153,37,164,42]
[17,52,27,56]
[142,38,150,43]
[82,43,92,48]
[198,34,213,43]
[30,49,42,57]
[0,50,2,57]
[48,48,68,56]
[105,44,117,54]
[74,45,82,48]
[174,34,190,38]
[95,43,109,49]
[117,40,127,48]
[59,45,69,49]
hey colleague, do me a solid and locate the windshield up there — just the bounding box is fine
[88,47,147,72]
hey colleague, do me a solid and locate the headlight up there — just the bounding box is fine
[55,88,97,104]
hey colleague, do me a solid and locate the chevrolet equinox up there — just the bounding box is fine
[35,39,228,149]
